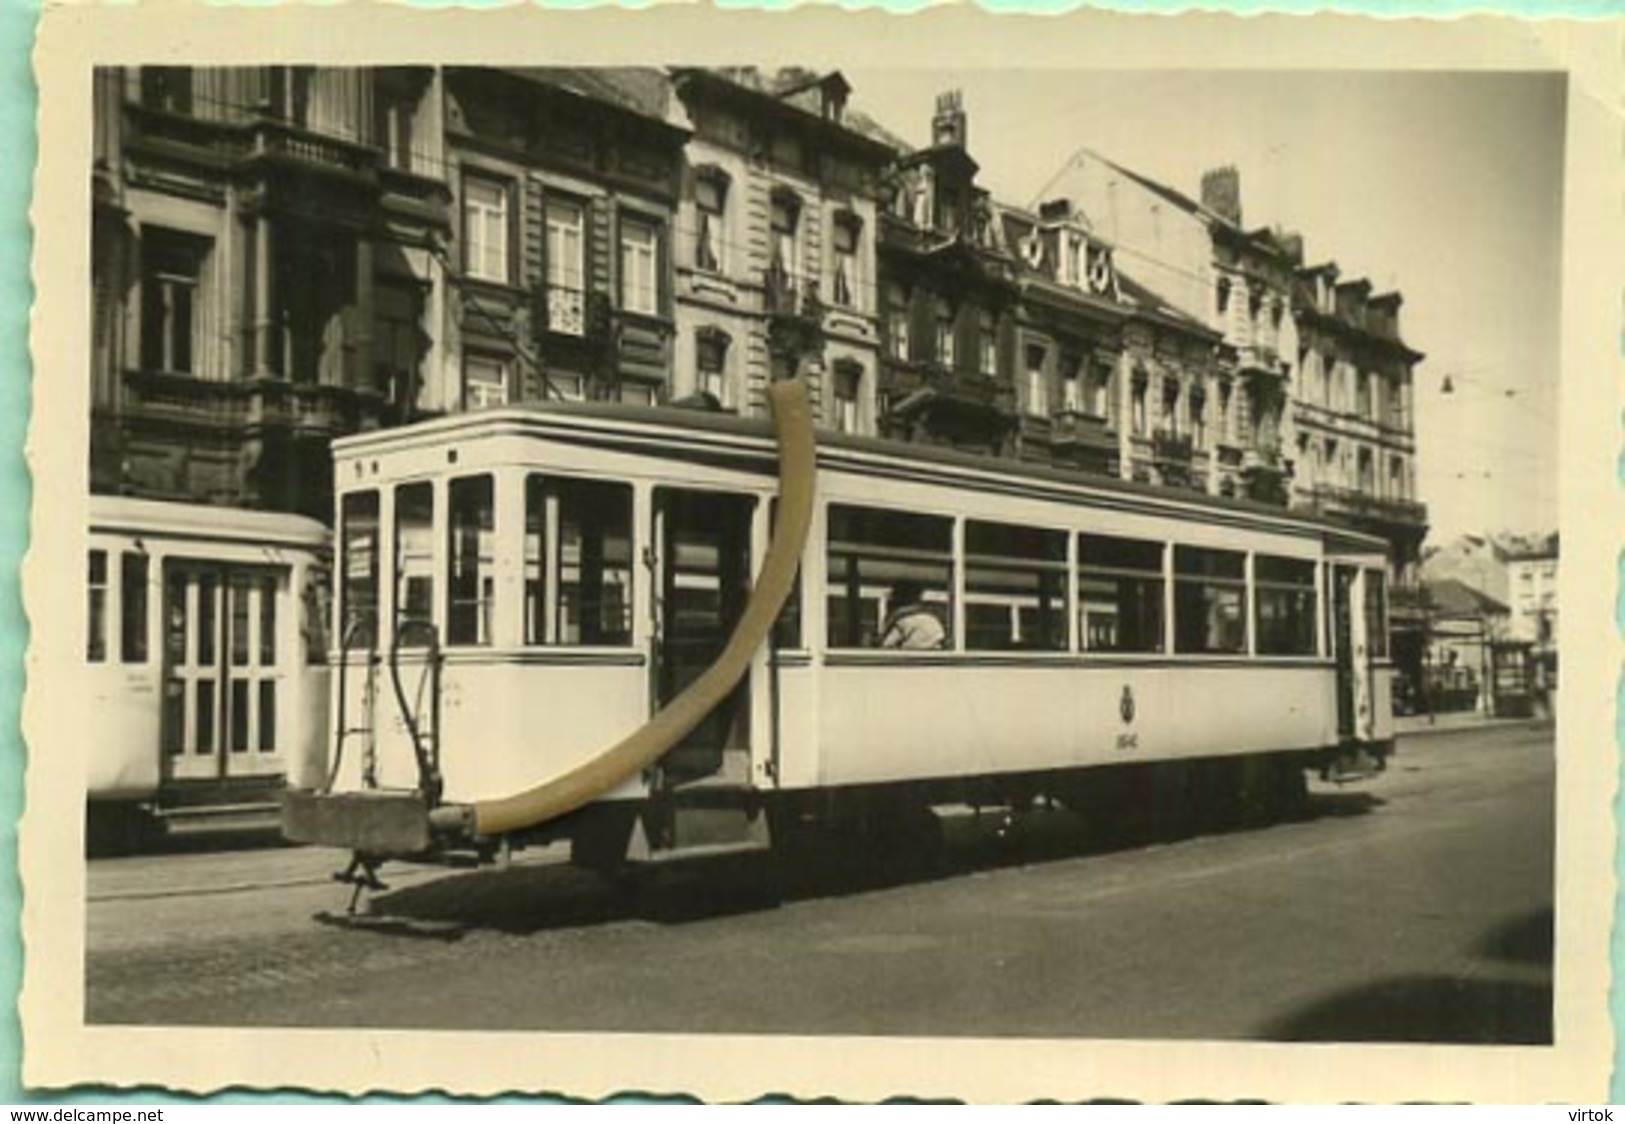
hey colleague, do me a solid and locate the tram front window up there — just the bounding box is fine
[826,504,953,650]
[394,482,435,646]
[965,521,1067,652]
[447,475,496,647]
[525,476,634,647]
[339,491,380,648]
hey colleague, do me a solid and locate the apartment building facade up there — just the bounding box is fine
[667,68,894,435]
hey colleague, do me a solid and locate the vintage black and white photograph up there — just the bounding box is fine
[21,5,1618,1104]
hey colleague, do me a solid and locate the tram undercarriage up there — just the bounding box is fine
[286,738,1388,912]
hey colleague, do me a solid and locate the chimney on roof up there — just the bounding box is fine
[1038,199,1073,224]
[1200,165,1242,227]
[1276,229,1304,266]
[932,89,967,150]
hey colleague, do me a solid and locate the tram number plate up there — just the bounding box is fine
[1115,733,1139,752]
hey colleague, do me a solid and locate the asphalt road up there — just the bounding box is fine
[86,722,1553,1042]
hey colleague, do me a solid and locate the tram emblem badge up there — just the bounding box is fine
[1119,685,1136,725]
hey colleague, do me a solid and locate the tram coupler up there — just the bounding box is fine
[334,853,390,915]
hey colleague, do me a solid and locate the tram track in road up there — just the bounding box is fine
[84,723,1553,1034]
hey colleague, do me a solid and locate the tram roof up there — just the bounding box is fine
[89,494,330,547]
[336,402,1393,554]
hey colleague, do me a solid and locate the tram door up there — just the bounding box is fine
[160,563,285,783]
[652,489,755,784]
[1330,564,1358,741]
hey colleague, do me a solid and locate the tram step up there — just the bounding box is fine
[153,800,280,820]
[628,838,772,867]
[151,800,282,838]
[630,802,770,861]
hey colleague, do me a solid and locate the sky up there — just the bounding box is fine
[844,70,1567,544]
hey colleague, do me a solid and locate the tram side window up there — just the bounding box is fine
[524,476,634,646]
[394,483,435,646]
[340,491,380,648]
[447,475,496,647]
[120,552,149,663]
[826,504,953,650]
[87,550,108,662]
[1174,546,1247,655]
[965,521,1067,651]
[1255,556,1317,656]
[1364,570,1389,659]
[1077,534,1164,653]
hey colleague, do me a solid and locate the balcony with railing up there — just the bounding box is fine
[1307,483,1429,527]
[1049,409,1114,452]
[764,267,824,359]
[1152,429,1194,467]
[120,369,380,440]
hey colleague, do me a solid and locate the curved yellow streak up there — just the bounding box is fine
[470,379,817,838]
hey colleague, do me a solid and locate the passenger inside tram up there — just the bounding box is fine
[879,581,948,651]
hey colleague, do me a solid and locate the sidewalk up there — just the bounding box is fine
[1394,711,1552,738]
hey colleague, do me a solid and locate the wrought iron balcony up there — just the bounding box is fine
[1152,429,1194,465]
[244,120,380,179]
[1049,409,1114,449]
[1308,484,1428,526]
[120,369,379,439]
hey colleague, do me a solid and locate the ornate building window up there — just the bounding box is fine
[935,299,956,368]
[770,189,801,286]
[693,168,728,273]
[544,197,586,335]
[1059,357,1082,414]
[464,354,510,410]
[462,174,511,285]
[696,327,731,408]
[832,361,863,434]
[1161,377,1181,436]
[140,228,209,376]
[831,211,862,309]
[886,284,910,361]
[1024,344,1048,418]
[619,215,660,317]
[978,310,998,376]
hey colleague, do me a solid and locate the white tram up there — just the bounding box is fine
[87,495,331,844]
[283,402,1394,873]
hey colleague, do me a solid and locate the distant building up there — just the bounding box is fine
[1501,533,1558,685]
[1285,250,1429,687]
[998,199,1223,489]
[1053,155,1298,505]
[1421,577,1510,715]
[1424,531,1557,694]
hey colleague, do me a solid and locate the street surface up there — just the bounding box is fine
[86,723,1553,1042]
